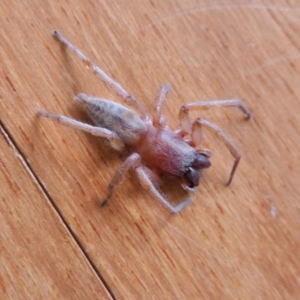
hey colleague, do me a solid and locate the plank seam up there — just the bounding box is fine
[0,120,117,300]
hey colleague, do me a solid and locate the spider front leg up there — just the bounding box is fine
[53,30,148,120]
[179,99,252,135]
[192,118,241,185]
[37,110,126,152]
[135,166,192,213]
[102,153,190,213]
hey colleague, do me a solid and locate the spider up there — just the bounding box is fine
[38,30,252,213]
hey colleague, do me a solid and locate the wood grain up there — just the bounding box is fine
[0,127,111,299]
[1,0,300,299]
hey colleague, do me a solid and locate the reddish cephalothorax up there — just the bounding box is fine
[38,31,251,213]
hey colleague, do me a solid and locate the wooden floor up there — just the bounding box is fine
[1,0,299,299]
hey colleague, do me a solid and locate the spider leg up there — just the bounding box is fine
[37,110,126,151]
[179,99,252,135]
[135,166,192,213]
[152,84,171,128]
[101,153,141,206]
[53,30,148,120]
[193,118,241,185]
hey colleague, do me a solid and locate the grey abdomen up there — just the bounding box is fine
[86,98,146,144]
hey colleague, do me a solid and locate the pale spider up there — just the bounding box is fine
[38,30,252,213]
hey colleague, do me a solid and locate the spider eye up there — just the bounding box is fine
[183,168,200,188]
[193,153,211,169]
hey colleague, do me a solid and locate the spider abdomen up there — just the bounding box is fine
[80,95,147,145]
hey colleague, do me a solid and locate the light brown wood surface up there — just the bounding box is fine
[1,0,299,299]
[0,123,111,299]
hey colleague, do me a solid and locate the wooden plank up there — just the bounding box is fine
[1,0,300,299]
[0,127,112,299]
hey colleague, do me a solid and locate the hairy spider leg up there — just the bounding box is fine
[178,99,251,185]
[101,153,192,213]
[101,153,141,206]
[53,30,148,120]
[37,110,126,152]
[192,118,241,186]
[152,84,171,128]
[135,166,193,213]
[179,99,252,135]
